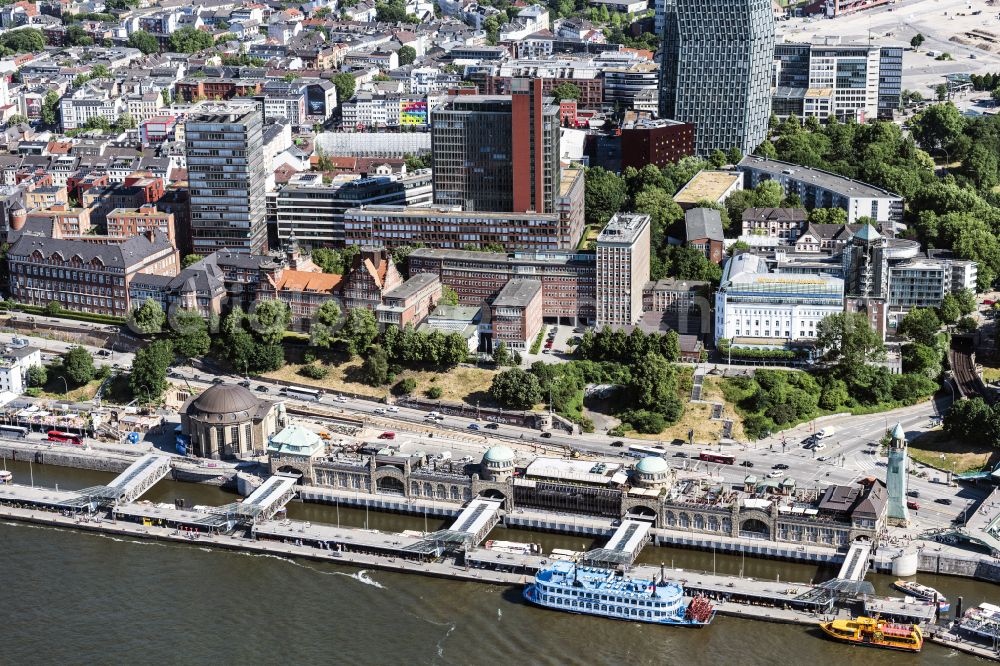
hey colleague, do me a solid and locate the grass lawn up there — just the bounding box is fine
[37,376,104,401]
[908,429,997,474]
[981,366,1000,384]
[264,361,499,405]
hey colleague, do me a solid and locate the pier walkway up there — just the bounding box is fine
[837,540,872,581]
[77,453,172,506]
[584,519,651,568]
[218,474,299,525]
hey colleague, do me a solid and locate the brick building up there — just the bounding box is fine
[342,247,403,312]
[107,204,176,246]
[375,273,442,329]
[8,231,179,317]
[263,269,343,332]
[489,278,543,350]
[408,248,597,325]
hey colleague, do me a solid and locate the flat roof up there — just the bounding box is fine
[597,213,649,245]
[604,519,651,554]
[384,272,439,301]
[674,170,742,204]
[739,156,902,200]
[448,497,503,536]
[493,278,542,308]
[244,475,298,510]
[524,457,624,484]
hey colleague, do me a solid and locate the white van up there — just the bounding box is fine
[427,411,441,418]
[816,427,835,440]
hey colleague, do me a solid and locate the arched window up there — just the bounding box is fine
[694,514,705,529]
[679,513,690,528]
[411,482,420,496]
[450,486,460,500]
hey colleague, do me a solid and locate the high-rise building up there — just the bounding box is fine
[431,79,560,214]
[659,0,774,156]
[842,223,888,339]
[596,213,650,328]
[186,104,268,255]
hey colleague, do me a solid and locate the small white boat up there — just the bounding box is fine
[0,470,12,484]
[894,579,950,612]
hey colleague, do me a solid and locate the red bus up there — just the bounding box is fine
[699,451,735,465]
[48,430,83,446]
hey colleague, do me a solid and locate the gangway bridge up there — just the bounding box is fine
[837,540,873,581]
[212,474,299,526]
[584,519,651,569]
[404,497,503,554]
[73,454,172,507]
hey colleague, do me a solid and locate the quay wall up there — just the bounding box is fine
[0,441,237,487]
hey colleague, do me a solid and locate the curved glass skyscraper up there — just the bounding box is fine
[659,0,775,157]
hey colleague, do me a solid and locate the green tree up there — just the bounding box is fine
[397,45,416,65]
[938,293,962,325]
[172,309,211,359]
[66,25,94,46]
[953,288,977,316]
[26,364,47,388]
[181,254,203,268]
[584,167,628,227]
[910,33,924,49]
[0,28,45,53]
[816,312,886,368]
[901,342,942,380]
[956,316,979,334]
[628,352,676,412]
[483,15,500,44]
[550,82,581,102]
[128,30,160,55]
[63,346,95,386]
[489,367,542,409]
[309,299,343,347]
[395,377,417,395]
[807,208,848,225]
[332,72,356,105]
[708,149,727,168]
[910,103,965,156]
[492,340,513,366]
[898,307,942,346]
[360,344,390,385]
[440,285,459,306]
[426,385,443,399]
[6,114,27,125]
[340,308,378,357]
[40,90,60,127]
[726,147,744,165]
[44,301,62,317]
[169,26,215,53]
[129,340,173,404]
[131,297,166,335]
[250,299,291,345]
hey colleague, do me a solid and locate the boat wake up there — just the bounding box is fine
[238,552,386,588]
[497,608,502,622]
[436,623,456,659]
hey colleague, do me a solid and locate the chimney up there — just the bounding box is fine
[145,227,156,242]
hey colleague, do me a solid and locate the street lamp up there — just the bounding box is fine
[57,375,68,395]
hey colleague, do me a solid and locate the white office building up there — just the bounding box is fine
[715,253,844,342]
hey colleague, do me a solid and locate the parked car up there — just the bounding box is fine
[372,408,386,415]
[767,470,784,479]
[212,377,225,384]
[468,423,480,431]
[239,380,251,388]
[740,460,754,468]
[610,440,624,448]
[817,455,829,462]
[907,490,920,498]
[387,406,399,413]
[484,423,499,430]
[378,432,395,440]
[256,385,269,392]
[334,395,348,402]
[540,432,552,438]
[907,500,920,510]
[674,452,688,458]
[935,498,953,505]
[772,463,790,470]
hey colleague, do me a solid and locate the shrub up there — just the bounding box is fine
[426,385,443,399]
[299,363,329,379]
[394,377,417,395]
